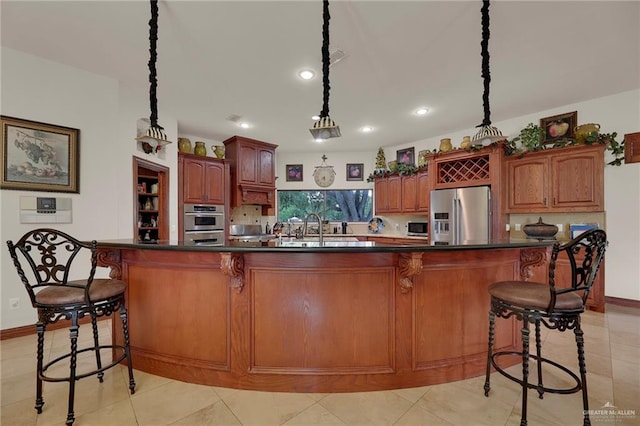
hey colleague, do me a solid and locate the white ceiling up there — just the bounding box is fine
[2,1,639,153]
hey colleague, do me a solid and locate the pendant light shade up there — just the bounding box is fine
[136,0,171,154]
[309,0,341,141]
[472,0,504,145]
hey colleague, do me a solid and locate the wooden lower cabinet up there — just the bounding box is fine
[101,244,544,392]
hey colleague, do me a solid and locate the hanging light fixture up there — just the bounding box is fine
[136,0,172,154]
[472,0,504,145]
[309,0,341,141]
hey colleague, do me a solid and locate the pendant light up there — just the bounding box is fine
[136,0,172,154]
[471,0,504,145]
[309,0,341,141]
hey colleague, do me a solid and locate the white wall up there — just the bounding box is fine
[0,47,178,329]
[1,46,638,330]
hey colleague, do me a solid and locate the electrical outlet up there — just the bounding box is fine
[9,298,19,310]
[556,224,564,232]
[515,223,521,231]
[505,224,511,231]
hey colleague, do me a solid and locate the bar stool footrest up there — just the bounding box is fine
[491,350,582,395]
[40,344,128,383]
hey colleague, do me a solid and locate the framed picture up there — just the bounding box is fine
[397,147,415,165]
[540,111,577,144]
[346,163,364,181]
[1,116,79,193]
[286,164,303,182]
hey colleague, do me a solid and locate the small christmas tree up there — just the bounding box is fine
[375,147,387,171]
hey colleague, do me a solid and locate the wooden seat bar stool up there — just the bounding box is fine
[7,228,136,425]
[483,229,607,426]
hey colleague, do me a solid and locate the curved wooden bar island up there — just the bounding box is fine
[96,239,551,393]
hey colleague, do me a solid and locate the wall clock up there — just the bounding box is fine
[313,155,336,188]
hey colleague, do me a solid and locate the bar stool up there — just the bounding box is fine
[7,228,136,425]
[483,229,607,426]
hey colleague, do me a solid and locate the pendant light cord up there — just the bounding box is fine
[320,0,331,118]
[148,0,162,129]
[479,0,491,127]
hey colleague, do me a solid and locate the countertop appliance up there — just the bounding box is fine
[407,221,428,237]
[183,203,225,246]
[430,186,491,245]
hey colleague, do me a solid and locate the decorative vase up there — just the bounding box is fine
[213,145,225,159]
[575,123,600,144]
[194,141,207,156]
[439,138,453,152]
[178,137,192,153]
[460,136,472,149]
[523,217,559,239]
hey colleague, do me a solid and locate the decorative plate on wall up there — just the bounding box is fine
[368,217,384,233]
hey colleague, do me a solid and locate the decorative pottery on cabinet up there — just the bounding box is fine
[194,141,207,156]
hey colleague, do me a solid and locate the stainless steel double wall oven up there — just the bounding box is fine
[183,203,225,246]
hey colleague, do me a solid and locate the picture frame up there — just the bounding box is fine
[1,115,79,193]
[346,163,364,181]
[396,147,415,165]
[540,111,577,144]
[285,164,303,182]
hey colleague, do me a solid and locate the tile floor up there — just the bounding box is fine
[1,304,638,425]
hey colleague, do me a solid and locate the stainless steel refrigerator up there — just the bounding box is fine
[430,186,491,245]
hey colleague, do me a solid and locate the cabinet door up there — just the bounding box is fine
[182,158,207,204]
[417,172,430,212]
[551,150,603,210]
[238,144,258,184]
[506,157,549,212]
[258,148,275,186]
[387,175,403,213]
[374,179,389,213]
[402,175,418,212]
[204,161,225,204]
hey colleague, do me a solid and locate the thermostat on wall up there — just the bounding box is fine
[19,196,72,224]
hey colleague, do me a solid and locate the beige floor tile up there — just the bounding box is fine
[283,402,347,425]
[610,341,640,364]
[0,396,38,426]
[121,367,171,395]
[0,332,47,361]
[611,357,640,388]
[390,385,430,404]
[74,398,138,426]
[415,378,514,426]
[318,391,413,425]
[393,404,455,425]
[216,388,317,426]
[170,400,242,426]
[1,370,38,407]
[131,379,220,426]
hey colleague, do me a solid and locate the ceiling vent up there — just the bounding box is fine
[226,114,242,123]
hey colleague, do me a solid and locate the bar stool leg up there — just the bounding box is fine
[66,316,79,425]
[574,322,591,426]
[90,313,104,382]
[484,309,496,397]
[534,320,544,399]
[520,316,530,426]
[35,321,45,414]
[119,303,136,394]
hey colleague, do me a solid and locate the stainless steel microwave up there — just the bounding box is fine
[407,221,428,236]
[183,204,225,232]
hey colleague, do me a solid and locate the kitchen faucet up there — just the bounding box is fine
[303,213,323,245]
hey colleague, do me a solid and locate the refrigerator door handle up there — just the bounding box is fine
[452,197,458,244]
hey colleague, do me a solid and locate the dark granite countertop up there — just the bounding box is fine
[96,238,555,253]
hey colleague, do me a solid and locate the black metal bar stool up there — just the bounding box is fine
[483,229,607,426]
[7,228,136,425]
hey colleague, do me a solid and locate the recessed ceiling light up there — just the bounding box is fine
[415,107,430,116]
[360,126,374,133]
[311,115,320,121]
[238,122,251,129]
[298,69,315,80]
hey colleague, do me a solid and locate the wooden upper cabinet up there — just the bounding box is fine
[223,136,278,210]
[180,154,225,205]
[506,157,549,211]
[401,172,429,213]
[375,175,402,214]
[506,144,604,213]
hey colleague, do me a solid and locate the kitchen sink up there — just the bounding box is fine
[274,237,374,247]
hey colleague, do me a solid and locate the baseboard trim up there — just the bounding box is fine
[605,296,640,309]
[1,316,107,340]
